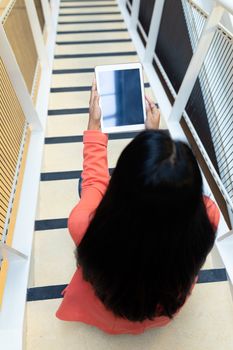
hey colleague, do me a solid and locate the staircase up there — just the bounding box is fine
[26,1,233,349]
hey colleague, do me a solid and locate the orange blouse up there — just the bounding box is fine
[56,130,220,334]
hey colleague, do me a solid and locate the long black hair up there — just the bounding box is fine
[78,130,215,322]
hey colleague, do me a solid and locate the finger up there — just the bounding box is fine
[145,95,154,106]
[152,110,160,123]
[145,97,152,115]
[93,94,98,103]
[89,78,97,105]
[153,109,160,125]
[146,96,159,111]
[145,95,152,108]
[93,94,100,109]
[150,102,160,111]
[150,103,160,117]
[145,97,154,114]
[146,105,153,120]
[145,95,152,102]
[92,78,97,90]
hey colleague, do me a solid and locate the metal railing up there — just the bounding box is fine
[182,0,233,202]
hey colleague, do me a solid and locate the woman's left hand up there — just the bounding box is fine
[88,78,101,131]
[145,95,160,130]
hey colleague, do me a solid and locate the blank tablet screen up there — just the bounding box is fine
[98,69,144,127]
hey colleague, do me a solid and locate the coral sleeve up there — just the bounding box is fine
[68,130,110,245]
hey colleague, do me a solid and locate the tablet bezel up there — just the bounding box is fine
[95,63,146,133]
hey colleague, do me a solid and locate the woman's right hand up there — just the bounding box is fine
[88,78,101,131]
[145,96,160,130]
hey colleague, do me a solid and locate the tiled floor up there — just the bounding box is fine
[27,283,233,350]
[26,0,233,349]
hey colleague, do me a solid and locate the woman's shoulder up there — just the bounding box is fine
[203,195,220,232]
[68,207,94,245]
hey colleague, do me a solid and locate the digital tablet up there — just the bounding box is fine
[95,63,146,133]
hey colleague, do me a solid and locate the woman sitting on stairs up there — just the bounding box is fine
[56,79,220,334]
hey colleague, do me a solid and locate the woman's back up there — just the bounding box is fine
[56,129,219,333]
[78,130,218,322]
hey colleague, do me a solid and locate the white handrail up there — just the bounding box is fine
[167,5,225,122]
[217,0,233,15]
[0,23,43,131]
[0,243,27,261]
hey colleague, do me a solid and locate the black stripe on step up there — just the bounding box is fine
[54,51,137,59]
[41,170,82,181]
[198,268,227,283]
[52,68,150,79]
[50,83,149,93]
[44,132,139,144]
[53,68,94,74]
[56,38,132,45]
[27,285,67,301]
[57,29,128,34]
[48,108,89,116]
[35,218,68,231]
[59,11,121,16]
[27,268,228,302]
[41,168,114,181]
[51,86,90,92]
[58,19,124,24]
[45,135,83,143]
[60,5,118,8]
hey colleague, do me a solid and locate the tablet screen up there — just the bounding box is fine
[98,69,144,127]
